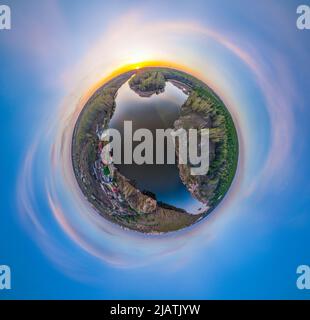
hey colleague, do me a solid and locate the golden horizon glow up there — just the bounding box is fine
[82,60,203,107]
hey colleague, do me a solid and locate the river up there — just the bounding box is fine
[110,80,206,214]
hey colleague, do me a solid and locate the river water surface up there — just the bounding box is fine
[110,80,207,214]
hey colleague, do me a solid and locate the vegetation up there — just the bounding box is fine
[189,86,238,207]
[129,70,165,95]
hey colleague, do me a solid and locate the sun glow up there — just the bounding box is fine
[83,60,202,106]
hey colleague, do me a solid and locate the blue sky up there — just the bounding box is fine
[1,0,310,299]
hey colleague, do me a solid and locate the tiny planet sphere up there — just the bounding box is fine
[72,67,238,233]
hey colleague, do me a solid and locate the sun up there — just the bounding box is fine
[125,51,152,66]
[82,60,202,111]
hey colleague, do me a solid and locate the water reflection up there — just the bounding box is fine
[110,80,205,214]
